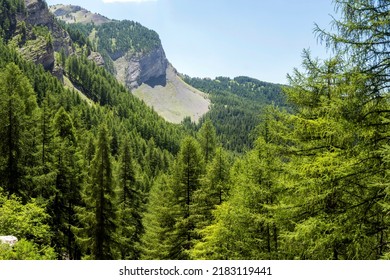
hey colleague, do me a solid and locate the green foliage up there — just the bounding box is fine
[140,174,179,259]
[1,0,389,261]
[64,54,182,153]
[197,119,217,164]
[95,20,161,57]
[184,75,286,152]
[76,124,117,260]
[0,192,52,245]
[170,136,204,259]
[116,136,144,259]
[0,188,55,260]
[0,239,56,260]
[0,0,25,41]
[0,63,38,199]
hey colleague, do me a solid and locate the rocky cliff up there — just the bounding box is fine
[23,0,72,55]
[114,45,168,89]
[9,0,73,74]
[49,4,167,89]
[48,3,209,123]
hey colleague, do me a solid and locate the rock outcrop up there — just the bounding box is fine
[115,45,168,89]
[24,0,72,55]
[0,236,18,246]
[19,36,54,71]
[49,4,111,25]
[49,3,167,89]
[88,51,105,67]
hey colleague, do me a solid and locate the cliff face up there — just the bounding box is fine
[19,36,54,71]
[114,45,168,89]
[24,0,72,55]
[13,0,72,74]
[49,3,168,89]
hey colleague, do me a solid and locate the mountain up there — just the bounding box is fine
[184,75,286,152]
[49,4,110,25]
[49,4,210,124]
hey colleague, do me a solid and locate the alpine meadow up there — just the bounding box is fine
[0,0,390,261]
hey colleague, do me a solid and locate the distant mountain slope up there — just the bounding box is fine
[184,75,286,152]
[134,64,210,124]
[49,3,210,124]
[49,4,110,25]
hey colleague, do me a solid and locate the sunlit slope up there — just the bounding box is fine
[133,64,210,124]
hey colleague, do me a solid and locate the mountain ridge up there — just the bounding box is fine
[49,3,210,124]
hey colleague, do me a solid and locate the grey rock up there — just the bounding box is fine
[23,0,72,55]
[88,51,105,67]
[115,45,168,89]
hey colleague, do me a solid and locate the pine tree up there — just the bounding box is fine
[78,124,117,260]
[116,136,142,259]
[170,136,204,259]
[50,107,82,259]
[140,174,179,259]
[197,119,217,164]
[0,63,37,199]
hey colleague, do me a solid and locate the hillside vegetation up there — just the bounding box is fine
[1,0,390,261]
[183,75,286,152]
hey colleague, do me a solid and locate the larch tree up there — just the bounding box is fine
[77,124,118,259]
[278,0,390,259]
[171,136,204,259]
[140,174,179,260]
[197,119,217,164]
[0,63,38,200]
[51,107,82,259]
[116,136,142,259]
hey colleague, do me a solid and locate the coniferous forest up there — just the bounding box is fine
[0,0,390,260]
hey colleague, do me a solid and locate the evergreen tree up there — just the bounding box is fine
[170,136,204,259]
[77,124,117,260]
[197,119,217,164]
[32,93,57,199]
[191,128,283,260]
[192,147,230,232]
[0,63,37,199]
[140,174,179,259]
[51,107,82,259]
[116,136,142,259]
[277,0,390,259]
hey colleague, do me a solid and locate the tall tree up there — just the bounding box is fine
[171,136,204,259]
[192,147,230,232]
[0,63,37,199]
[77,124,117,260]
[51,107,82,259]
[278,0,390,259]
[140,174,179,260]
[116,136,142,259]
[197,119,217,164]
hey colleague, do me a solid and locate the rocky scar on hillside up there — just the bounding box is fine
[115,45,168,89]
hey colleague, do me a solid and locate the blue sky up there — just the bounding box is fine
[46,0,336,84]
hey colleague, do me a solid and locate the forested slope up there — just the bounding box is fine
[1,0,390,261]
[183,75,286,152]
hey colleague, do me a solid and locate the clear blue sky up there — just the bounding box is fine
[46,0,336,84]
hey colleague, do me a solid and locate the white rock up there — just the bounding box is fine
[0,236,18,246]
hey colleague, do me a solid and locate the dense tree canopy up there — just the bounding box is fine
[1,0,389,261]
